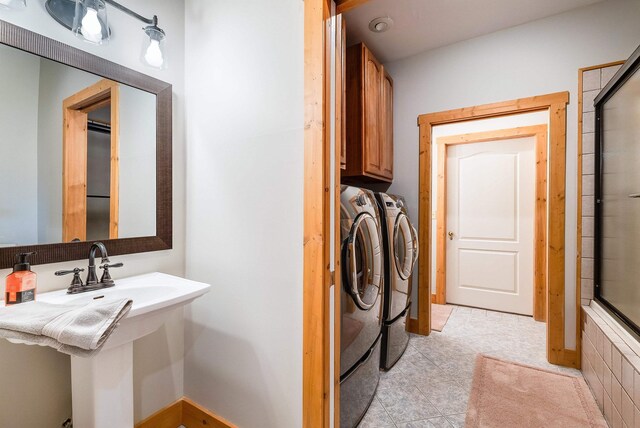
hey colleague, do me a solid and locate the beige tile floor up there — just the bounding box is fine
[358,305,583,428]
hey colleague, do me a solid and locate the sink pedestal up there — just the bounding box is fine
[71,342,134,428]
[12,273,211,428]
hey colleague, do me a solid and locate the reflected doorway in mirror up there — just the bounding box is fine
[62,79,119,243]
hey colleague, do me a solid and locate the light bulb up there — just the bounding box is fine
[144,39,164,68]
[81,7,103,43]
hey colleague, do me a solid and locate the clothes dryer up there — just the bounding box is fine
[339,185,384,428]
[376,193,418,370]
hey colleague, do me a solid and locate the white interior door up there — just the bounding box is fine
[446,137,536,315]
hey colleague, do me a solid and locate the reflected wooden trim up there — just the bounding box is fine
[109,83,120,239]
[417,92,574,367]
[63,79,120,243]
[434,126,548,322]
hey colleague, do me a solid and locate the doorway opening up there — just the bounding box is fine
[434,125,548,322]
[62,79,119,243]
[414,92,578,368]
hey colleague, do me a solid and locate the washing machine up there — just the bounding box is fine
[339,185,384,428]
[375,193,418,370]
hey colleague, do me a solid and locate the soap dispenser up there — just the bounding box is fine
[5,252,37,306]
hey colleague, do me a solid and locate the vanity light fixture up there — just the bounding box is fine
[72,0,109,44]
[45,0,167,69]
[0,0,26,10]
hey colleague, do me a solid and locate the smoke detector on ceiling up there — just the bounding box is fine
[368,17,393,33]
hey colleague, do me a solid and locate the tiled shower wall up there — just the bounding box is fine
[579,63,622,304]
[582,305,640,427]
[579,62,640,428]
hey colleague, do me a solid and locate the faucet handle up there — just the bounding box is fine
[99,262,123,270]
[55,267,84,276]
[99,262,123,286]
[56,268,85,293]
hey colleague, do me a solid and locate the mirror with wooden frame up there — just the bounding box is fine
[0,20,172,269]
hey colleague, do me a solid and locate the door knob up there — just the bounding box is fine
[448,231,454,240]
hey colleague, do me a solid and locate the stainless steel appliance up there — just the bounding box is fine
[339,185,384,428]
[376,193,418,370]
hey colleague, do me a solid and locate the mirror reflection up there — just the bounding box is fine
[0,43,157,247]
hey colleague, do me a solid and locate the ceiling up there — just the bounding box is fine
[343,0,605,63]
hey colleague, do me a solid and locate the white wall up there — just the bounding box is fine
[0,0,186,425]
[0,45,39,246]
[183,1,304,427]
[386,0,640,350]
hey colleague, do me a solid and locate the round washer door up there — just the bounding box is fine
[344,212,382,310]
[394,213,419,280]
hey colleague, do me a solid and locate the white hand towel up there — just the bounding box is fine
[0,298,132,357]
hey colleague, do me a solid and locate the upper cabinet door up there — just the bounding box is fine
[363,47,383,176]
[344,43,393,183]
[380,70,394,180]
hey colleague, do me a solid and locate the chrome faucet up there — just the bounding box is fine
[55,242,123,294]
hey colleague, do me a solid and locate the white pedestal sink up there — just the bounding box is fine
[33,272,211,428]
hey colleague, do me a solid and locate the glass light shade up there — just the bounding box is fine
[141,26,167,70]
[72,0,109,45]
[0,0,26,10]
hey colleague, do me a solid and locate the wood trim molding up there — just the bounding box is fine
[407,317,419,334]
[417,123,432,336]
[434,126,548,322]
[336,0,370,13]
[135,397,237,428]
[417,92,575,367]
[576,60,625,370]
[303,0,332,426]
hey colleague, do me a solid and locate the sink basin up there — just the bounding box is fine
[39,272,211,350]
[32,272,211,428]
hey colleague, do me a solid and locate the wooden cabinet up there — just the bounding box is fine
[344,43,393,182]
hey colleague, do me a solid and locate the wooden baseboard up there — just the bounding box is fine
[136,397,237,428]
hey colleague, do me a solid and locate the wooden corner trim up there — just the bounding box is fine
[135,397,237,428]
[336,0,371,13]
[407,317,419,334]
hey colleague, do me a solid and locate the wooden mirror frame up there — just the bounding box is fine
[0,20,172,269]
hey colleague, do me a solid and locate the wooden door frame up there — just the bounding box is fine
[62,78,120,242]
[434,125,548,322]
[303,0,340,426]
[415,92,578,368]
